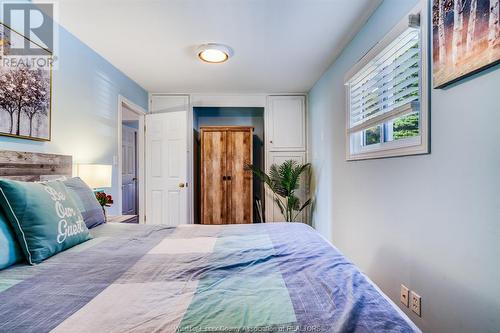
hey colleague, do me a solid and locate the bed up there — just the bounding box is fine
[0,151,420,333]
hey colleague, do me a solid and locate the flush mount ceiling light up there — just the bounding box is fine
[197,43,233,63]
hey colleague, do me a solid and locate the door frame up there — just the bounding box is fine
[149,93,306,224]
[117,95,147,224]
[189,94,267,224]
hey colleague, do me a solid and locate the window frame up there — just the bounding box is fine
[344,1,429,161]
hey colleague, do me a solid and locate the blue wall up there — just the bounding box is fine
[193,107,264,139]
[0,25,148,215]
[308,0,500,332]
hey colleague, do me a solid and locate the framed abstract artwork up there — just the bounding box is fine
[433,0,500,88]
[0,22,52,141]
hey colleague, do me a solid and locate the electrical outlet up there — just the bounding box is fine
[410,291,421,316]
[400,285,409,307]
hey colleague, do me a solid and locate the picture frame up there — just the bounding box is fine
[432,0,500,88]
[0,22,52,141]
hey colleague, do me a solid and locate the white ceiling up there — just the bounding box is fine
[45,0,381,93]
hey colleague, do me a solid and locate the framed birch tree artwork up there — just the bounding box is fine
[0,23,52,141]
[433,0,500,88]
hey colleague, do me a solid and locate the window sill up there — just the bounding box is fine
[346,135,429,161]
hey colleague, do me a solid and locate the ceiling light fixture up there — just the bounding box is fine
[197,43,233,63]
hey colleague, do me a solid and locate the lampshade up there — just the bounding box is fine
[76,164,112,189]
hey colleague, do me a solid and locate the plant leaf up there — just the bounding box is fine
[246,164,277,193]
[290,163,311,193]
[247,160,312,223]
[288,195,300,211]
[298,198,311,212]
[269,164,287,197]
[274,197,286,217]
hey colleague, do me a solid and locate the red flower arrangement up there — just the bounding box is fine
[95,192,113,222]
[95,192,113,207]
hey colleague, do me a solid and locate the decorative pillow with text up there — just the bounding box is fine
[0,179,91,264]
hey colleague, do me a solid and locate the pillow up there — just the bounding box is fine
[0,208,24,269]
[0,179,91,264]
[64,177,106,229]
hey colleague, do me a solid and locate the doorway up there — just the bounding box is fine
[122,116,138,217]
[118,96,146,224]
[193,107,265,224]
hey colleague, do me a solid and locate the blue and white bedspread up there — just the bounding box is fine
[0,222,420,333]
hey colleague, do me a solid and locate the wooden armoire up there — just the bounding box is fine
[200,126,253,224]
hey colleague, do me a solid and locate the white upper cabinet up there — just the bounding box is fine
[266,95,306,151]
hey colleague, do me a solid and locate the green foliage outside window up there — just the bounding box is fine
[393,113,419,140]
[364,126,381,145]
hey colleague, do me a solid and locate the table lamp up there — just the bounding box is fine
[76,164,112,191]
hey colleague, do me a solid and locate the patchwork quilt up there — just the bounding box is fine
[0,223,420,333]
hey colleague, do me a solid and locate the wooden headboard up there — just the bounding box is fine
[0,150,72,182]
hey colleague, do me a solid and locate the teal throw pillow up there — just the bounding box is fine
[0,179,91,264]
[0,208,24,269]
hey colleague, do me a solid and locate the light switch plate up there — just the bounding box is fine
[400,285,409,307]
[411,291,421,316]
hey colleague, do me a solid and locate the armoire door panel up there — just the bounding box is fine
[201,130,227,225]
[226,129,253,224]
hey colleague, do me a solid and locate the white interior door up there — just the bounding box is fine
[122,125,137,215]
[145,111,188,225]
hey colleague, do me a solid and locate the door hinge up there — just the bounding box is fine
[144,124,146,133]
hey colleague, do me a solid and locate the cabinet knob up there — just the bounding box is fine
[270,140,273,144]
[179,183,185,188]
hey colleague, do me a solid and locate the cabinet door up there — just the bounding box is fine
[201,130,227,225]
[226,129,253,224]
[267,96,306,151]
[265,151,308,223]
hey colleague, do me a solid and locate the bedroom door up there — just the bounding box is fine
[122,125,137,215]
[145,111,188,225]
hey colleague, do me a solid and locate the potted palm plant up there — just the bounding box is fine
[246,160,311,222]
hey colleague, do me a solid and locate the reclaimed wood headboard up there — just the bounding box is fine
[0,150,72,182]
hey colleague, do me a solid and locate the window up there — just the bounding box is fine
[345,4,429,160]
